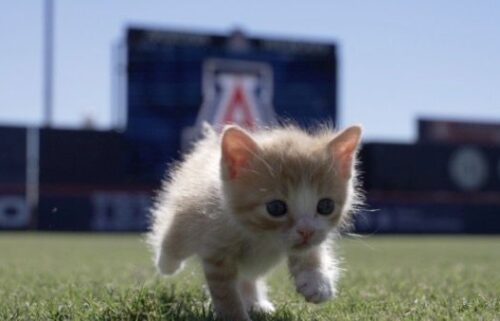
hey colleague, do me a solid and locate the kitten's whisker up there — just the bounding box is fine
[345,233,377,251]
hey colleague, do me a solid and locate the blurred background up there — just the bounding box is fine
[1,0,499,233]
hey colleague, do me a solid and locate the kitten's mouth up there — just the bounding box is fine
[292,240,313,250]
[291,236,323,250]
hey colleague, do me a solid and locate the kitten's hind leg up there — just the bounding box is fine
[239,278,275,314]
[203,258,250,321]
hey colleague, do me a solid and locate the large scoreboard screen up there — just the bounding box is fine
[125,27,337,183]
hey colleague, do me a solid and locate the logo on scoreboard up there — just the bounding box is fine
[448,147,489,191]
[182,59,275,148]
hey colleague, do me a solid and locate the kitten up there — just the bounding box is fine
[148,123,362,321]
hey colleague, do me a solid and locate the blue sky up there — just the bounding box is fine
[0,0,499,141]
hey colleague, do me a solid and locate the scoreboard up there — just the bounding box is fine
[125,27,337,184]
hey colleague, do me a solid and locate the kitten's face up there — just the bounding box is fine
[221,125,361,252]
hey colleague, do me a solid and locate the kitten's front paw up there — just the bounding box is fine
[295,270,336,303]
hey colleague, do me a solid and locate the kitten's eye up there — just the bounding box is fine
[317,198,335,215]
[266,200,288,217]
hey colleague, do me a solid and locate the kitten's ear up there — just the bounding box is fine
[328,125,362,179]
[221,125,259,179]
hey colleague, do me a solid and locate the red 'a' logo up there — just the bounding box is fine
[183,59,275,149]
[222,80,255,129]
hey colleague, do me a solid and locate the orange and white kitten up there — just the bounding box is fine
[148,124,362,321]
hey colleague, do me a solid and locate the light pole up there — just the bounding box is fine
[27,0,55,229]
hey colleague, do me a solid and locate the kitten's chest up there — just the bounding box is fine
[237,238,284,278]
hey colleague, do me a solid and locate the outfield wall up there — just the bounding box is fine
[3,190,500,233]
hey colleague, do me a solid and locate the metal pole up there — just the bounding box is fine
[43,0,54,127]
[27,0,54,228]
[26,127,40,229]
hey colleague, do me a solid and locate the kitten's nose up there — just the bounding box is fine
[297,228,314,243]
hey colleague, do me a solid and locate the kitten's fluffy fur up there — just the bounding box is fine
[148,124,362,321]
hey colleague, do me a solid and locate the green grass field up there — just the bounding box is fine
[0,233,498,321]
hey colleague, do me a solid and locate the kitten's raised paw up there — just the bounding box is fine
[295,270,336,303]
[156,252,182,275]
